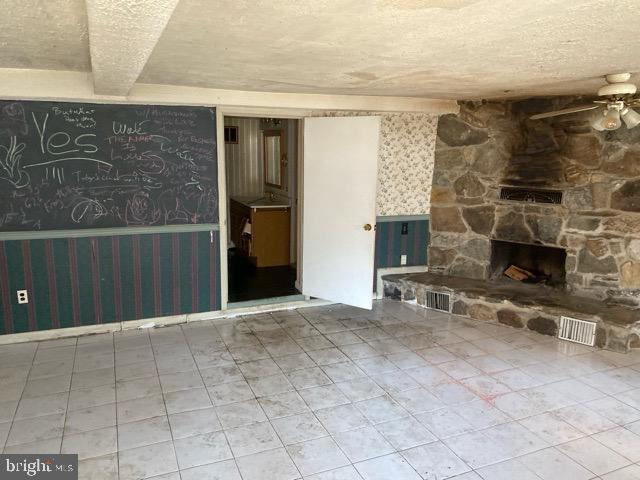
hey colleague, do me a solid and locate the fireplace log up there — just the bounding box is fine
[504,265,535,281]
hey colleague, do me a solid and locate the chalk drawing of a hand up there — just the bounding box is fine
[0,135,29,188]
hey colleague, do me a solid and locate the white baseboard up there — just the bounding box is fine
[0,298,334,345]
[188,298,333,321]
[0,324,121,345]
[0,313,188,345]
[376,266,428,300]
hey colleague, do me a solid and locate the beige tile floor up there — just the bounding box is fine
[1,300,640,479]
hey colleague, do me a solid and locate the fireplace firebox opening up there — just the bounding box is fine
[490,240,567,288]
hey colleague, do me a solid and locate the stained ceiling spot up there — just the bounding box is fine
[347,72,379,81]
[382,0,483,10]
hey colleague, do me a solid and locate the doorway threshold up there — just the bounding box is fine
[227,294,307,310]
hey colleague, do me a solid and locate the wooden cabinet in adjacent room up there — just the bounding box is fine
[229,198,291,267]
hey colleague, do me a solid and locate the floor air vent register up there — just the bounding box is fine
[424,290,451,313]
[558,315,597,346]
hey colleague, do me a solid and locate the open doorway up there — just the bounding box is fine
[224,116,300,304]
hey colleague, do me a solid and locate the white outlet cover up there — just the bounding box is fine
[400,255,407,265]
[17,290,28,304]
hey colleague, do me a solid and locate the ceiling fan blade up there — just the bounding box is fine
[530,104,599,120]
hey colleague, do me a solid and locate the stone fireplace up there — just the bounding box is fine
[429,98,640,307]
[384,97,640,351]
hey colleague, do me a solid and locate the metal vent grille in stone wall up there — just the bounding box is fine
[424,291,451,313]
[558,316,596,346]
[499,187,563,204]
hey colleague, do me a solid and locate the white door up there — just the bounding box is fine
[302,116,380,309]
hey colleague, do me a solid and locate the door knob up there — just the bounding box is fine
[363,224,372,231]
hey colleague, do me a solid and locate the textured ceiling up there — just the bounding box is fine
[138,0,640,99]
[2,0,640,99]
[0,0,90,71]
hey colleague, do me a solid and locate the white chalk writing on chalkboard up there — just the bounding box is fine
[0,101,218,231]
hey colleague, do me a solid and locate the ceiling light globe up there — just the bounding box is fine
[602,109,622,130]
[621,107,640,129]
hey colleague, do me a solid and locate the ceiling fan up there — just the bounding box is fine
[530,73,640,131]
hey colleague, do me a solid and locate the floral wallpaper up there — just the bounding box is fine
[316,111,438,216]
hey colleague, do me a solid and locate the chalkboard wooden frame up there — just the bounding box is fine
[0,100,218,233]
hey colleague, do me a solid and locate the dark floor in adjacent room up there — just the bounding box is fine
[228,252,299,303]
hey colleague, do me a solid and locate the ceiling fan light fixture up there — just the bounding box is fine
[621,107,640,129]
[602,108,622,130]
[529,73,639,131]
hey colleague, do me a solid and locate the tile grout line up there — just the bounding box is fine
[221,311,352,478]
[255,310,427,479]
[299,306,471,477]
[66,335,113,466]
[230,311,326,477]
[112,331,121,479]
[236,304,632,476]
[113,330,157,478]
[2,342,39,453]
[1,302,640,478]
[150,327,187,478]
[264,311,362,479]
[184,319,249,480]
[242,313,307,480]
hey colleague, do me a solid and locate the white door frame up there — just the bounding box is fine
[217,108,310,311]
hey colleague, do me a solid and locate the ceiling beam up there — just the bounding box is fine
[85,0,180,96]
[0,69,459,114]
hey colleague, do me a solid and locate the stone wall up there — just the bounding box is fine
[430,98,640,307]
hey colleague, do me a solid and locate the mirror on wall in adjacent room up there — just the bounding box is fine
[264,130,284,189]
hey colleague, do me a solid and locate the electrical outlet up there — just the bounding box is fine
[401,222,409,235]
[17,290,28,304]
[400,254,407,265]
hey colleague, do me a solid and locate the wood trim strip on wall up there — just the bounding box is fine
[376,214,430,223]
[0,223,220,242]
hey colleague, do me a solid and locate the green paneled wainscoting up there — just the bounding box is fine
[375,216,429,270]
[0,230,221,335]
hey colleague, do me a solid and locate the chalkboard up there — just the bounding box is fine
[0,100,218,231]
